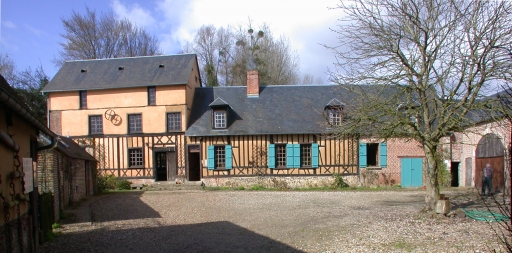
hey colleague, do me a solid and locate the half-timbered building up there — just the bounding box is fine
[42,54,201,183]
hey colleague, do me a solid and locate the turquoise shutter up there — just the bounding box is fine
[312,143,319,168]
[286,144,294,168]
[268,144,275,169]
[359,143,367,168]
[207,146,215,170]
[225,145,232,169]
[379,142,387,168]
[293,144,301,168]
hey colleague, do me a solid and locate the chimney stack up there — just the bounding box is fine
[247,70,259,97]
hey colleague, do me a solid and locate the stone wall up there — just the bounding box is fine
[201,175,361,189]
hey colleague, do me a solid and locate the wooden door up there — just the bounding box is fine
[167,151,177,181]
[401,158,423,187]
[475,157,504,193]
[155,152,167,181]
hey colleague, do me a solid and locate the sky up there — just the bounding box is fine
[0,0,342,83]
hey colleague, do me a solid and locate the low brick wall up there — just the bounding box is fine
[202,175,360,189]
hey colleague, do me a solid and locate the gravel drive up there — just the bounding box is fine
[39,188,508,252]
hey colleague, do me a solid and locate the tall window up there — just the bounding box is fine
[128,114,142,133]
[148,86,156,105]
[276,144,287,168]
[301,144,312,167]
[128,148,143,167]
[213,109,226,129]
[89,115,103,134]
[215,146,226,168]
[79,91,87,109]
[328,107,342,126]
[167,112,181,131]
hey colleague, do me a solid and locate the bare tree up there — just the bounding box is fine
[328,0,512,210]
[0,53,16,84]
[56,7,161,66]
[187,21,312,86]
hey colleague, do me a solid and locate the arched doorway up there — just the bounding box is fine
[475,133,505,193]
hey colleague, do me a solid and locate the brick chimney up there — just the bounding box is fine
[247,70,259,97]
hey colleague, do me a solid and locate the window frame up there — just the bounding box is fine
[88,115,103,135]
[275,144,287,168]
[213,109,227,129]
[327,106,342,126]
[300,144,313,168]
[79,91,87,109]
[148,86,156,105]
[166,112,182,132]
[359,142,387,168]
[128,148,144,168]
[128,114,143,134]
[214,145,226,169]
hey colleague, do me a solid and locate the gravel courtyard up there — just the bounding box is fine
[39,189,507,253]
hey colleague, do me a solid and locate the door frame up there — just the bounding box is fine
[153,147,176,181]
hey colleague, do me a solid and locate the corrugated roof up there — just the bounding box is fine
[42,54,198,92]
[186,85,355,136]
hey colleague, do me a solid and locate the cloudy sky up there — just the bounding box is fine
[0,0,342,83]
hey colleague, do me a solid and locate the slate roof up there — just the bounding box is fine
[56,137,96,161]
[186,85,354,136]
[42,54,199,92]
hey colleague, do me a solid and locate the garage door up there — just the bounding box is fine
[401,158,423,187]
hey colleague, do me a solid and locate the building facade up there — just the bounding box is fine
[42,54,201,184]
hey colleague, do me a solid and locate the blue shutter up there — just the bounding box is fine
[225,145,232,169]
[379,142,387,168]
[312,143,319,168]
[293,144,301,168]
[207,146,215,170]
[359,143,367,168]
[268,144,275,169]
[286,144,294,168]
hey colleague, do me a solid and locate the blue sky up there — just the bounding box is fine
[0,0,341,82]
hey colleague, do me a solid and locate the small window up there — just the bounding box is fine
[359,142,387,168]
[128,148,143,167]
[301,144,312,167]
[215,146,226,168]
[328,107,342,126]
[213,109,227,129]
[276,144,287,168]
[89,115,103,135]
[79,91,87,109]
[167,112,181,131]
[128,114,142,133]
[148,87,156,105]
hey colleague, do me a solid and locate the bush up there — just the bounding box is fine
[437,162,452,187]
[116,180,132,190]
[331,173,349,189]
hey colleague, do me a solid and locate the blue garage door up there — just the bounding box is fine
[401,158,423,187]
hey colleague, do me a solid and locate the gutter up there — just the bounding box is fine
[0,79,57,151]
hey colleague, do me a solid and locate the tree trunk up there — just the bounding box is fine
[423,144,440,210]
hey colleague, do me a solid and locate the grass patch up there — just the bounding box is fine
[52,223,62,229]
[391,240,416,252]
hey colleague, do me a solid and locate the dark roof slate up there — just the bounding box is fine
[42,54,198,92]
[56,137,96,161]
[186,85,354,136]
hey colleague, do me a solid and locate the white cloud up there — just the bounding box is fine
[3,20,16,29]
[111,0,156,28]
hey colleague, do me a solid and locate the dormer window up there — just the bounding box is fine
[325,99,345,126]
[328,107,342,126]
[209,97,230,129]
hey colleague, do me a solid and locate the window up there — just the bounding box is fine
[148,86,156,105]
[207,145,232,170]
[89,115,103,134]
[167,112,181,131]
[276,145,287,168]
[128,148,143,167]
[301,144,312,167]
[268,143,318,169]
[359,142,387,168]
[213,109,227,129]
[128,114,142,133]
[328,107,342,126]
[79,91,87,109]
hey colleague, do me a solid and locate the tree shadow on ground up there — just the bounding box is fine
[39,221,304,253]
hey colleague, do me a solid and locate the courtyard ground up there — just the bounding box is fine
[38,188,508,252]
